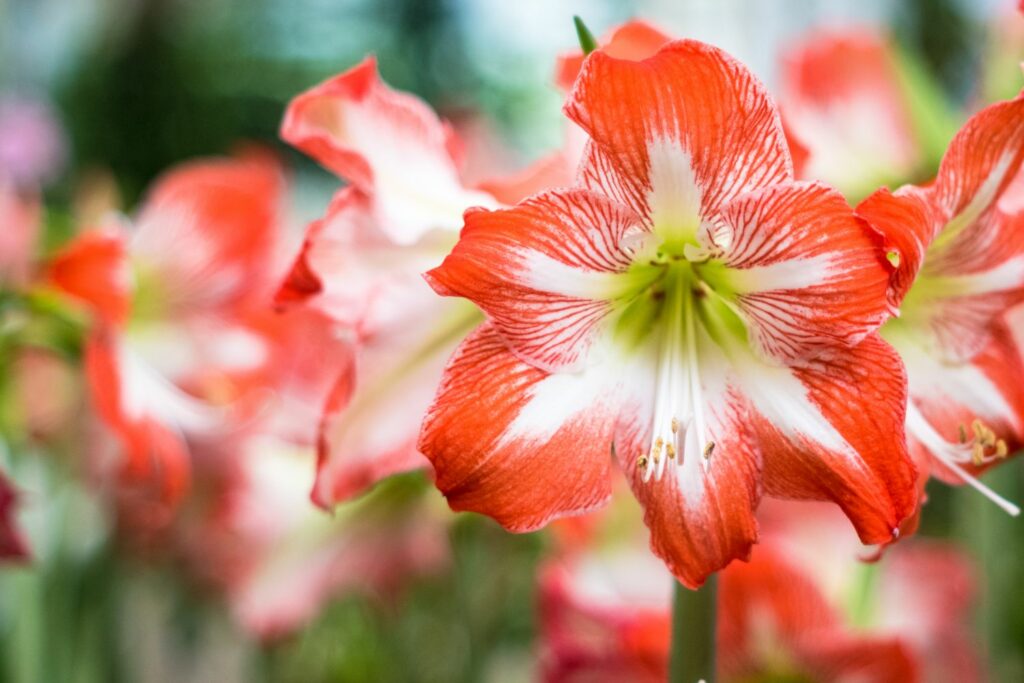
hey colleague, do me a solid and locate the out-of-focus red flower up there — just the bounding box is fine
[420,38,915,588]
[856,92,1024,522]
[0,472,30,562]
[0,95,65,188]
[48,154,290,511]
[781,29,921,200]
[277,57,571,509]
[0,177,40,287]
[540,500,980,683]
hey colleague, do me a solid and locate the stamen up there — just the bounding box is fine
[905,404,1020,516]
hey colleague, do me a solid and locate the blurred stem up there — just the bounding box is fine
[847,561,879,629]
[669,576,717,683]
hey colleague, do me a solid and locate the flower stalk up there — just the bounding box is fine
[670,576,717,682]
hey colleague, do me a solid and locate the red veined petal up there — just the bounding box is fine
[780,28,919,199]
[565,39,792,224]
[929,92,1024,226]
[48,227,132,325]
[752,334,918,546]
[713,181,891,362]
[418,324,616,531]
[856,185,935,312]
[618,332,762,589]
[0,471,30,562]
[426,189,643,372]
[280,56,495,244]
[554,19,672,92]
[132,153,284,314]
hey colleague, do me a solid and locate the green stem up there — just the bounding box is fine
[573,16,598,56]
[669,576,717,683]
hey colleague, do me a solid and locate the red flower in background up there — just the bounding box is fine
[420,39,916,587]
[539,500,981,683]
[781,28,922,199]
[48,154,291,510]
[277,58,566,508]
[0,472,30,562]
[856,92,1024,521]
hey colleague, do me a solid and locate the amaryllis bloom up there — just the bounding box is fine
[856,92,1024,519]
[49,155,286,507]
[278,58,565,507]
[780,28,925,200]
[420,39,917,586]
[0,472,30,562]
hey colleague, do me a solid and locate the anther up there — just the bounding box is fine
[958,424,967,443]
[971,443,985,467]
[997,440,1009,458]
[671,417,679,434]
[666,443,677,459]
[637,454,649,470]
[703,441,716,459]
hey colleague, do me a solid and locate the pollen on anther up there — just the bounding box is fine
[997,440,1009,458]
[667,443,676,459]
[637,454,649,470]
[671,417,679,434]
[971,443,985,466]
[703,441,716,459]
[957,424,967,443]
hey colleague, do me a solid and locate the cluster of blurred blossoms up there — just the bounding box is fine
[1,6,1024,680]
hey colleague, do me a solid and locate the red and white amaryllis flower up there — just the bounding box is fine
[780,28,924,200]
[420,39,918,586]
[857,92,1024,520]
[48,155,285,507]
[277,57,569,508]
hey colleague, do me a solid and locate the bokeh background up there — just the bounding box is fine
[1,0,1022,681]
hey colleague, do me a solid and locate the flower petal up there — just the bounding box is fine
[855,185,934,312]
[132,154,284,313]
[426,189,643,372]
[618,331,761,588]
[418,323,617,531]
[898,319,1024,483]
[780,29,919,199]
[280,57,496,244]
[0,179,39,287]
[277,187,452,337]
[554,19,672,92]
[929,93,1024,229]
[565,39,792,225]
[48,228,132,325]
[310,297,479,507]
[713,181,891,361]
[750,334,917,546]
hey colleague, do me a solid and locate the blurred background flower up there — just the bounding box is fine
[1,0,1023,681]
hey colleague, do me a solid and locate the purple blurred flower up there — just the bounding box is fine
[0,94,66,187]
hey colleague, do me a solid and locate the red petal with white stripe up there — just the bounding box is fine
[418,324,616,531]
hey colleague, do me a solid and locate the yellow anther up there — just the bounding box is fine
[957,424,968,444]
[997,440,1009,458]
[971,443,985,466]
[703,441,716,459]
[671,418,679,434]
[666,443,677,459]
[637,454,649,470]
[972,419,985,441]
